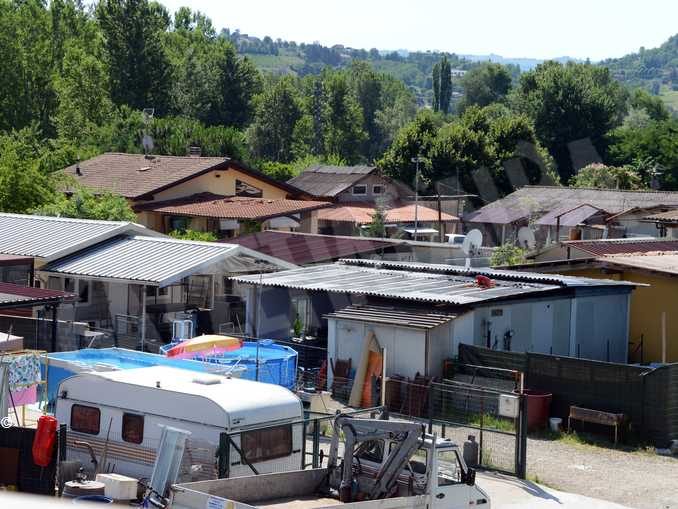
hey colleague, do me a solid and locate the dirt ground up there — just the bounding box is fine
[526,436,678,509]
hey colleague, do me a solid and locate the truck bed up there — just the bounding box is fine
[171,469,428,509]
[257,496,344,509]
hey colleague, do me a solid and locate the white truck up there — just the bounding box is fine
[170,415,490,509]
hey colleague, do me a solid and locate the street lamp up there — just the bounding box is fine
[411,155,425,241]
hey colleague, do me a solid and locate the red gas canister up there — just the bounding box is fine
[32,415,58,467]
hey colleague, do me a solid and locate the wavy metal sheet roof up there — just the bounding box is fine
[565,238,678,257]
[0,213,152,260]
[41,235,291,286]
[325,305,456,329]
[233,262,566,305]
[341,259,635,288]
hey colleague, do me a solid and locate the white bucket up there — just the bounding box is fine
[549,417,562,432]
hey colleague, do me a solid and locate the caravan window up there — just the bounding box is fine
[241,425,292,463]
[122,413,144,444]
[71,404,100,435]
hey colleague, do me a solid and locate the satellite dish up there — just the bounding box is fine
[462,229,483,255]
[142,134,154,155]
[517,227,536,250]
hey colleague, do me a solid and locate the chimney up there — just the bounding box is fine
[188,146,202,157]
[75,163,82,176]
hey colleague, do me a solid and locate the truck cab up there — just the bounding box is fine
[355,436,490,509]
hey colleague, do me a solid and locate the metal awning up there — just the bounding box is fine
[41,235,295,287]
[325,305,456,329]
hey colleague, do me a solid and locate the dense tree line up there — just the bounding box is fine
[0,0,675,222]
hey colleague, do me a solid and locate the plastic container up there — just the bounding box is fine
[549,417,563,432]
[517,389,552,431]
[96,473,138,500]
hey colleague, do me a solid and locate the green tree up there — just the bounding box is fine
[348,61,383,159]
[0,129,55,213]
[96,0,172,113]
[490,244,527,267]
[0,1,55,134]
[511,61,628,180]
[569,163,644,190]
[365,201,387,237]
[432,56,452,113]
[35,184,137,221]
[605,117,678,188]
[628,88,670,122]
[322,72,367,162]
[458,63,512,112]
[168,229,218,241]
[54,44,113,143]
[248,77,304,162]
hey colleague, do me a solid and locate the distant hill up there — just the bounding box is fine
[460,54,581,71]
[222,29,515,106]
[601,34,678,110]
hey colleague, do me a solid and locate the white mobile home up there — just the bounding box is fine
[55,366,303,481]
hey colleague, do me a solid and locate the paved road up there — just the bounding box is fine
[477,472,634,509]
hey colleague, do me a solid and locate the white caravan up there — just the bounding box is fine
[55,366,303,481]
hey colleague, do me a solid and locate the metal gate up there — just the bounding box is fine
[386,364,528,478]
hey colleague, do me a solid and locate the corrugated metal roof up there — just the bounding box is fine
[535,204,604,227]
[0,282,75,307]
[465,186,678,225]
[226,231,392,265]
[341,259,635,288]
[565,238,678,257]
[233,262,567,305]
[42,235,292,286]
[325,305,456,329]
[599,253,678,275]
[0,213,153,260]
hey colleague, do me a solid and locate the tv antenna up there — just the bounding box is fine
[462,229,483,270]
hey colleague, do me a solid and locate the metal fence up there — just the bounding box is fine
[384,371,527,477]
[459,343,678,448]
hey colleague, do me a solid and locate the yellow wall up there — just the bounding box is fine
[150,167,289,202]
[564,267,678,363]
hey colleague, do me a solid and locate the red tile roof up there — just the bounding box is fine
[134,193,331,220]
[226,231,393,265]
[316,202,458,225]
[564,238,678,257]
[63,152,305,199]
[0,282,75,307]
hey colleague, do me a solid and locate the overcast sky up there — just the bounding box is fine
[159,0,677,61]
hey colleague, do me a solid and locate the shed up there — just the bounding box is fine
[325,305,456,379]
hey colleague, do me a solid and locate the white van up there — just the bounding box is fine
[55,366,304,481]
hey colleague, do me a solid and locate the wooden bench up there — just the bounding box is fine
[568,406,627,444]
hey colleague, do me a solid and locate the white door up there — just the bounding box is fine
[434,448,471,509]
[531,302,554,354]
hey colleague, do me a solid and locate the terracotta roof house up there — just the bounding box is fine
[464,186,678,246]
[288,165,460,240]
[62,152,324,237]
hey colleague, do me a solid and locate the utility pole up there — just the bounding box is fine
[411,155,425,241]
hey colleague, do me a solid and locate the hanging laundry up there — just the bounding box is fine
[0,352,41,390]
